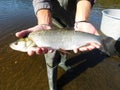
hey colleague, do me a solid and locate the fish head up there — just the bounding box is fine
[9,38,36,52]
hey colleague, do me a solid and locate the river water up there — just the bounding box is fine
[0,0,120,90]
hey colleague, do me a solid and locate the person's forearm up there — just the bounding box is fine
[32,0,52,25]
[32,0,52,14]
[75,0,92,22]
[37,9,52,26]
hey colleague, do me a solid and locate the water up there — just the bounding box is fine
[0,0,120,90]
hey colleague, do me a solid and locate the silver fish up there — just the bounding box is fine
[9,30,102,52]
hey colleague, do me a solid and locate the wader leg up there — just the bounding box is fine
[58,53,71,71]
[44,51,61,90]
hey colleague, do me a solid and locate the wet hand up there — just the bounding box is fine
[73,21,101,53]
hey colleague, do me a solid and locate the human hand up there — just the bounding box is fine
[15,24,53,56]
[16,24,52,38]
[73,21,101,53]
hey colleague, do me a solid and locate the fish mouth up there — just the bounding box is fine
[9,38,35,52]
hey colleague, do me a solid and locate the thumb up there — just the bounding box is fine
[16,30,31,38]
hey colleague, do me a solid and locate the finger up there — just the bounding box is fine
[48,49,54,53]
[36,48,42,55]
[27,50,35,56]
[79,42,101,52]
[79,47,88,51]
[73,48,79,53]
[16,30,31,38]
[36,47,54,54]
[89,42,101,49]
[27,47,38,56]
[41,47,48,54]
[47,47,54,53]
[84,45,95,51]
[41,47,54,53]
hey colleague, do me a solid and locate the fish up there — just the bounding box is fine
[9,29,102,52]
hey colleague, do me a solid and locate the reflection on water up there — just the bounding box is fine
[0,0,36,38]
[0,0,33,22]
[0,0,120,90]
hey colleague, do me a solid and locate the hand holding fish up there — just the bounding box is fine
[11,29,102,56]
[16,24,52,38]
[73,21,100,53]
[13,0,101,56]
[14,23,101,56]
[15,24,53,56]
